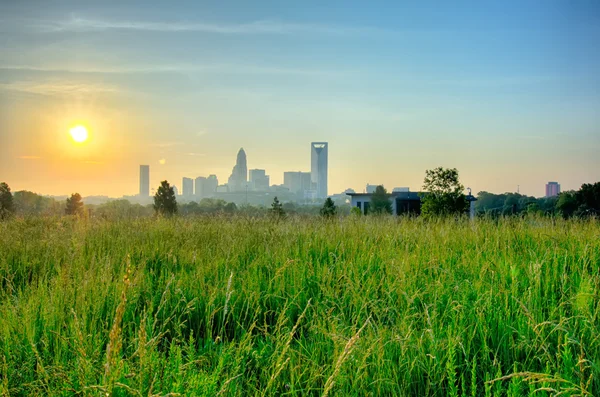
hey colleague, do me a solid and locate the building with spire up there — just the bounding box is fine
[227,148,248,192]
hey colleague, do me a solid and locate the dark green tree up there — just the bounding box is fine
[224,202,237,213]
[421,167,468,216]
[556,191,579,218]
[576,182,600,216]
[270,196,285,218]
[0,182,15,219]
[320,197,337,218]
[370,185,392,215]
[65,193,84,216]
[153,180,178,216]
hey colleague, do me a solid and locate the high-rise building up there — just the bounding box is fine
[546,182,560,197]
[284,171,312,194]
[182,177,194,198]
[311,142,328,198]
[172,185,179,196]
[206,175,218,195]
[249,169,270,191]
[139,165,149,196]
[195,176,206,198]
[228,148,248,192]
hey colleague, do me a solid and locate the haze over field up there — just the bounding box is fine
[1,1,599,197]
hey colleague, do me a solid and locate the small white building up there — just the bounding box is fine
[348,191,422,215]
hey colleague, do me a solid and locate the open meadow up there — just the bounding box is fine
[0,216,598,396]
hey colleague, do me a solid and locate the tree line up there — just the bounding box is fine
[1,170,598,220]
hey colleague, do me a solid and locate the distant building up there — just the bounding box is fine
[139,165,149,196]
[195,176,206,198]
[348,191,422,216]
[249,169,270,191]
[545,182,560,197]
[228,148,248,192]
[284,171,312,194]
[172,185,179,196]
[365,184,381,194]
[206,175,218,195]
[311,142,328,198]
[216,184,229,193]
[392,187,410,193]
[182,177,194,198]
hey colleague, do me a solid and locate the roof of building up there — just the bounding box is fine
[347,191,423,199]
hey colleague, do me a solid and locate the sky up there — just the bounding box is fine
[1,0,599,198]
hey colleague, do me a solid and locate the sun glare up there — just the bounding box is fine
[69,125,89,143]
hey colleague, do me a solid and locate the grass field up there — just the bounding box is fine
[0,216,598,396]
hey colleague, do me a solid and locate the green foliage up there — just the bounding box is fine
[270,196,285,218]
[12,190,61,216]
[0,182,14,219]
[153,180,178,216]
[94,199,152,219]
[350,206,362,216]
[576,182,600,216]
[421,167,468,216]
[370,185,392,215]
[64,193,84,216]
[320,197,337,218]
[1,217,599,396]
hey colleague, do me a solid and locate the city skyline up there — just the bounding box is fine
[1,1,599,197]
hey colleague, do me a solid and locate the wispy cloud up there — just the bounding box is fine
[35,17,387,37]
[185,152,205,157]
[0,80,119,96]
[149,142,183,148]
[0,64,349,78]
[18,155,42,160]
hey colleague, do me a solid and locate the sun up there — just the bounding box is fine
[69,125,89,143]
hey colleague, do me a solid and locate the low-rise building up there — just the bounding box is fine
[348,191,422,215]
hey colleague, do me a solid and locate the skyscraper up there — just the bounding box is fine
[195,176,206,198]
[311,142,328,198]
[546,181,560,197]
[284,171,312,194]
[227,148,248,192]
[182,177,194,198]
[249,169,270,191]
[139,165,149,196]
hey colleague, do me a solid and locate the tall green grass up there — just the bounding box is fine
[0,216,598,396]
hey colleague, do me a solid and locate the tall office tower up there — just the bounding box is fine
[182,177,194,198]
[172,185,178,196]
[284,171,312,194]
[227,148,248,192]
[545,182,561,197]
[195,177,206,198]
[139,165,150,196]
[206,175,218,195]
[311,142,328,198]
[249,169,270,191]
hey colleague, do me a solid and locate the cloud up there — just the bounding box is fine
[0,64,349,78]
[18,155,42,160]
[0,80,120,96]
[36,17,387,37]
[149,142,183,148]
[185,152,205,157]
[158,158,166,165]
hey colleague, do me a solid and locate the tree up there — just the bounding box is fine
[556,191,579,218]
[370,185,392,215]
[0,182,14,219]
[224,202,237,213]
[320,197,337,218]
[576,182,600,216]
[65,193,84,216]
[154,180,178,216]
[270,196,285,218]
[421,167,468,216]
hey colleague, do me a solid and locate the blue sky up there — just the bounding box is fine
[1,0,599,197]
